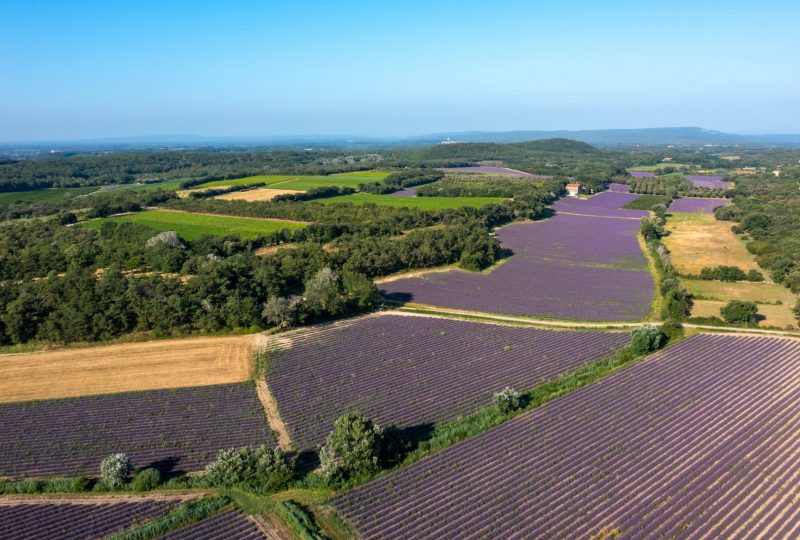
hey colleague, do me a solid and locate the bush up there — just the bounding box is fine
[319,412,383,484]
[493,387,522,414]
[699,265,748,282]
[205,445,292,491]
[659,320,684,341]
[720,300,759,325]
[275,501,326,540]
[746,269,764,282]
[131,468,161,491]
[70,475,93,492]
[100,453,133,489]
[630,325,663,355]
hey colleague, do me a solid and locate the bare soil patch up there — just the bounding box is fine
[0,335,256,403]
[256,380,293,451]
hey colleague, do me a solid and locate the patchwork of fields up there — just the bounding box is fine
[333,334,800,539]
[267,313,629,449]
[0,335,256,403]
[82,209,306,240]
[380,192,654,321]
[0,383,273,478]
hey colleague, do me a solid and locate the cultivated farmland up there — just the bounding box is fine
[380,193,654,321]
[82,209,306,240]
[0,498,180,540]
[669,196,730,213]
[333,334,800,539]
[0,382,274,478]
[267,313,629,449]
[443,166,550,178]
[0,335,256,403]
[0,186,98,205]
[161,510,268,539]
[216,188,305,201]
[315,193,503,209]
[686,174,729,189]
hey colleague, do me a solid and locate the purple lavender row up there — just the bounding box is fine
[332,334,800,539]
[268,314,629,449]
[161,510,266,539]
[380,203,653,321]
[443,166,551,178]
[686,174,729,190]
[0,383,274,479]
[0,500,178,540]
[669,197,731,213]
[607,183,630,192]
[627,170,655,177]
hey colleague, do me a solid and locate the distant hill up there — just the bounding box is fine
[410,127,800,147]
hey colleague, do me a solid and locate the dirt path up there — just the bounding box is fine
[256,380,293,451]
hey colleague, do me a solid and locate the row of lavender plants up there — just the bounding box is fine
[267,314,629,449]
[333,334,800,539]
[0,383,274,478]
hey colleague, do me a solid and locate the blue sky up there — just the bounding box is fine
[1,0,799,141]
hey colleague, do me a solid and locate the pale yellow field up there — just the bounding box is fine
[176,186,231,198]
[690,299,797,329]
[216,188,305,202]
[0,335,257,403]
[664,214,761,276]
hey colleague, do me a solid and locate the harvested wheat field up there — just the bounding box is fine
[690,299,797,329]
[664,213,761,276]
[217,188,305,201]
[176,186,230,198]
[0,335,259,403]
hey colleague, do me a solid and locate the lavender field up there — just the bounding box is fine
[0,383,273,478]
[627,170,655,177]
[0,499,178,540]
[267,313,629,449]
[443,166,549,178]
[162,510,266,539]
[607,182,630,192]
[381,192,653,321]
[686,174,728,189]
[334,334,800,539]
[670,197,731,213]
[388,188,417,197]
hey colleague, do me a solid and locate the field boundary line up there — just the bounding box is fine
[554,210,644,221]
[0,493,199,506]
[256,380,293,451]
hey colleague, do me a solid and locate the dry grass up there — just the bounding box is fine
[0,335,258,403]
[216,188,305,202]
[690,300,797,329]
[664,214,761,276]
[176,186,230,198]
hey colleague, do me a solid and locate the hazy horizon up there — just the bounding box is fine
[2,0,799,142]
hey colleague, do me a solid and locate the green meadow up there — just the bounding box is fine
[0,186,99,205]
[82,209,306,240]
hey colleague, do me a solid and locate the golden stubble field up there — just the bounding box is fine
[216,188,305,201]
[0,335,258,403]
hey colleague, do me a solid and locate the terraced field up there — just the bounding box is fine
[334,334,800,539]
[0,383,273,478]
[267,313,629,449]
[82,209,306,240]
[0,498,180,540]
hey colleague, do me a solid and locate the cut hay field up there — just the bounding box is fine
[315,193,503,209]
[196,175,299,188]
[0,335,257,403]
[663,213,760,275]
[82,209,306,240]
[216,188,305,201]
[198,171,389,190]
[685,277,798,328]
[690,299,797,329]
[0,186,98,205]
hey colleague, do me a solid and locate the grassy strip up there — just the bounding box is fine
[108,495,230,540]
[623,194,672,210]
[275,500,328,540]
[641,235,666,321]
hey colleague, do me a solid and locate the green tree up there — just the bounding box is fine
[319,412,383,484]
[100,453,133,489]
[630,325,663,355]
[721,300,759,325]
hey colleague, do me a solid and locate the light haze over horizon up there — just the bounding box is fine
[2,0,799,143]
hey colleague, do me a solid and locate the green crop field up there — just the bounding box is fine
[316,193,504,209]
[82,209,306,240]
[197,175,299,188]
[622,194,672,210]
[0,187,99,205]
[198,170,389,190]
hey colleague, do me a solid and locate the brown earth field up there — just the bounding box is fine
[216,188,305,202]
[0,335,258,403]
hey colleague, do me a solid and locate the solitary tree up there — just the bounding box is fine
[721,300,759,325]
[100,453,133,489]
[319,412,383,484]
[493,387,522,414]
[630,325,663,355]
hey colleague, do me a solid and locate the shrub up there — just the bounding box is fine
[100,453,133,489]
[275,501,326,540]
[70,475,93,492]
[319,412,383,484]
[205,445,292,491]
[746,269,764,282]
[630,325,663,355]
[493,387,522,414]
[699,265,748,282]
[720,300,759,325]
[651,203,667,218]
[794,300,800,325]
[131,468,161,491]
[659,320,684,341]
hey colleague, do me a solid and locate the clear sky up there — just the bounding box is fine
[2,0,799,141]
